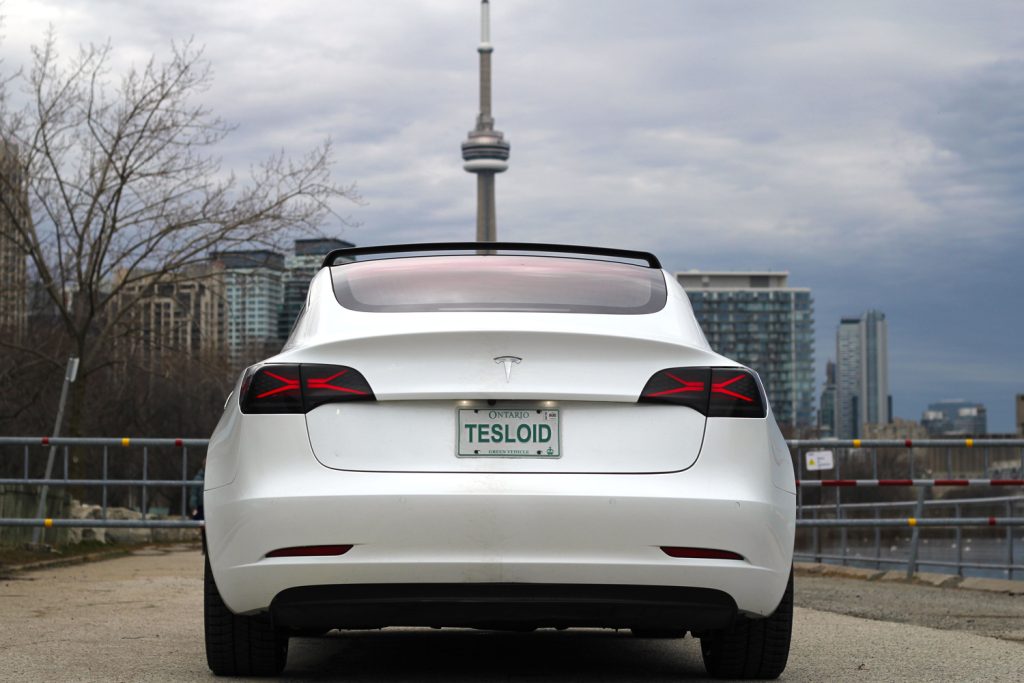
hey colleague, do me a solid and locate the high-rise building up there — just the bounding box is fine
[834,310,890,439]
[279,238,353,342]
[0,142,29,343]
[461,0,510,241]
[835,318,861,438]
[676,271,815,429]
[922,400,987,436]
[819,360,836,438]
[113,263,225,364]
[1017,394,1024,437]
[213,250,285,367]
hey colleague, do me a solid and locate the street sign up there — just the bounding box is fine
[805,450,834,471]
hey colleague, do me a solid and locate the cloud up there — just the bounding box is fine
[3,0,1022,429]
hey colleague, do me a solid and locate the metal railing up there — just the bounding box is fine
[789,439,1024,579]
[0,437,207,535]
[2,436,1023,578]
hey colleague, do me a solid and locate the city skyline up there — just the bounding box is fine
[2,1,1021,430]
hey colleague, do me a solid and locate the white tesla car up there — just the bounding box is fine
[203,243,796,678]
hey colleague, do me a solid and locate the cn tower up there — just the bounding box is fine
[461,0,510,242]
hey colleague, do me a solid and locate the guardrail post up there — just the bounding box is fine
[872,446,880,569]
[181,447,189,517]
[142,446,148,518]
[1013,499,1019,581]
[906,485,926,579]
[955,503,963,577]
[874,507,881,570]
[837,451,847,566]
[1007,499,1014,580]
[813,507,820,562]
[102,447,108,520]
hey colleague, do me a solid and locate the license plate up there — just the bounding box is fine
[457,408,560,457]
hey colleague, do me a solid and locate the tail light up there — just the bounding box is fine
[708,368,765,418]
[640,367,766,418]
[240,364,375,414]
[637,367,710,413]
[301,364,374,411]
[241,365,303,414]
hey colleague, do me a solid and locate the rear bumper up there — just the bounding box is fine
[270,583,737,631]
[205,413,795,621]
[207,477,793,619]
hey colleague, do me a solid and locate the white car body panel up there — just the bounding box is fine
[205,250,796,631]
[306,401,707,473]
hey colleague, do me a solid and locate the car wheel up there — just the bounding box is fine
[204,555,288,676]
[699,570,792,680]
[630,628,687,638]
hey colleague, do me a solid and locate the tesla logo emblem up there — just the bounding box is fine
[494,356,522,382]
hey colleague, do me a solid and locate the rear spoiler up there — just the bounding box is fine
[321,242,662,269]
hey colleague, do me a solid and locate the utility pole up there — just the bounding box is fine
[31,356,79,545]
[461,0,510,242]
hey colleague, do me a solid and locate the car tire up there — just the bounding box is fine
[699,570,792,680]
[204,555,288,677]
[630,628,687,638]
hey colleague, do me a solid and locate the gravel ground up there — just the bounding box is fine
[0,546,1022,681]
[795,573,1024,643]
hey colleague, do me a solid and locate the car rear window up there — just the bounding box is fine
[330,255,667,314]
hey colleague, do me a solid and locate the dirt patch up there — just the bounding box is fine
[0,540,201,572]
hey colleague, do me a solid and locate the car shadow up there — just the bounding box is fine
[281,628,709,681]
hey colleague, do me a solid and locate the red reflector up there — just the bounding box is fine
[660,547,744,561]
[265,545,353,558]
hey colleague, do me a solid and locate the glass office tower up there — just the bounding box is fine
[677,271,815,430]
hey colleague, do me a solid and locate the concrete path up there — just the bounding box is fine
[1,546,1021,681]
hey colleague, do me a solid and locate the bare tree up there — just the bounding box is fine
[0,33,359,433]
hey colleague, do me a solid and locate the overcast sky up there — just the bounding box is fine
[4,1,1022,431]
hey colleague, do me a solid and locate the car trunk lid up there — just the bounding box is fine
[301,330,717,474]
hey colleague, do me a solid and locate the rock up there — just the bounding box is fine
[69,500,103,520]
[106,507,143,521]
[106,528,151,544]
[59,505,199,547]
[80,527,106,543]
[913,572,961,588]
[818,565,885,580]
